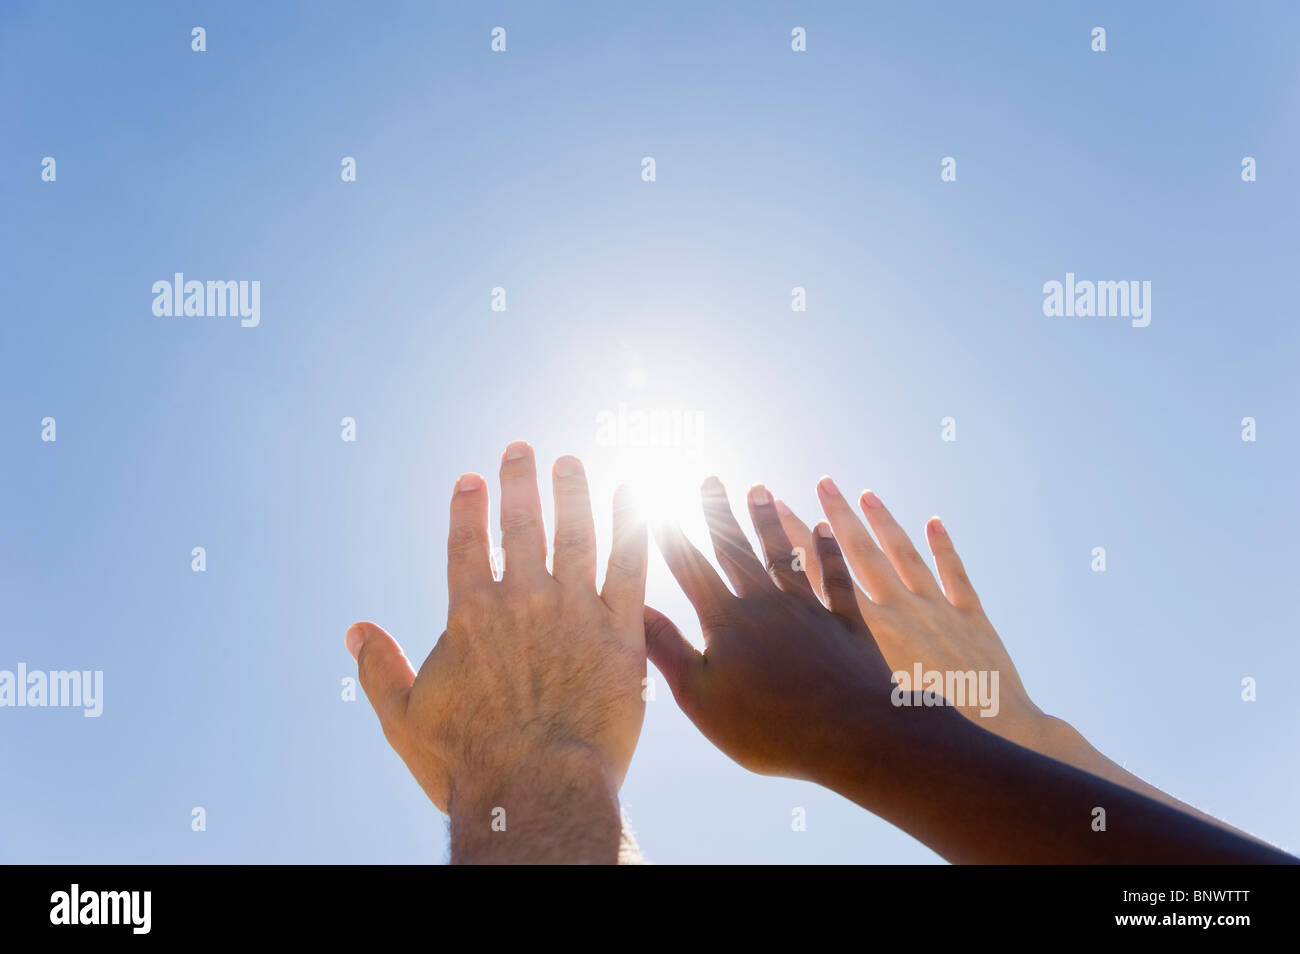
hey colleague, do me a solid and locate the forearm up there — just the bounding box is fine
[1033,715,1275,845]
[448,746,622,864]
[821,704,1296,864]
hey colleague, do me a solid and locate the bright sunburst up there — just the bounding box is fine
[610,443,714,528]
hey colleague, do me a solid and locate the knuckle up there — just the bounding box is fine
[903,550,929,570]
[448,589,491,630]
[697,608,732,631]
[524,584,560,616]
[553,475,588,497]
[607,549,645,578]
[446,522,483,554]
[500,507,539,536]
[822,563,854,591]
[553,524,594,555]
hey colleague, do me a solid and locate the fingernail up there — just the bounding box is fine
[457,473,482,493]
[701,475,724,493]
[930,517,947,535]
[816,521,834,538]
[555,455,581,477]
[818,476,840,497]
[345,625,367,661]
[504,441,530,461]
[748,484,772,506]
[861,490,883,509]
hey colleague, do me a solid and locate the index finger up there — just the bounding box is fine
[653,522,732,634]
[447,472,493,602]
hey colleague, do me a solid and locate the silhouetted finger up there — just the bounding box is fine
[814,523,866,625]
[747,484,817,601]
[701,476,770,597]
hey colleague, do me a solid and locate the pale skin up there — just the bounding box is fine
[772,478,1264,841]
[346,441,647,864]
[644,477,1295,863]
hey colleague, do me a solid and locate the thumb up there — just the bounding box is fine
[643,605,703,702]
[346,621,415,732]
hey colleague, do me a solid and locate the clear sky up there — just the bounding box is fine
[2,1,1298,863]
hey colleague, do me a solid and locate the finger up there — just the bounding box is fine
[746,484,817,601]
[498,440,547,579]
[643,605,704,703]
[858,490,942,598]
[778,498,881,620]
[701,476,771,596]
[813,523,866,624]
[551,455,597,589]
[926,517,982,611]
[774,498,827,601]
[346,621,415,734]
[653,522,732,634]
[816,477,904,603]
[601,484,648,622]
[447,473,492,603]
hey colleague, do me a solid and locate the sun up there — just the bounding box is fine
[585,380,736,533]
[602,442,705,524]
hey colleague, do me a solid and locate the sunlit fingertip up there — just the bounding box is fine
[344,623,368,661]
[456,473,484,494]
[503,440,532,461]
[553,455,583,477]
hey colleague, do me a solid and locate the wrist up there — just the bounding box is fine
[1023,710,1086,757]
[811,693,981,808]
[448,743,622,864]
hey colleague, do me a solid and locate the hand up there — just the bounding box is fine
[777,480,1273,839]
[645,478,897,783]
[345,442,648,863]
[646,476,1295,863]
[773,479,1053,752]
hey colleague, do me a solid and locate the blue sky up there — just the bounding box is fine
[2,1,1298,862]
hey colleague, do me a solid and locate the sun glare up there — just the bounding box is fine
[611,445,713,527]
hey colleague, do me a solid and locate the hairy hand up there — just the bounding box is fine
[346,443,647,860]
